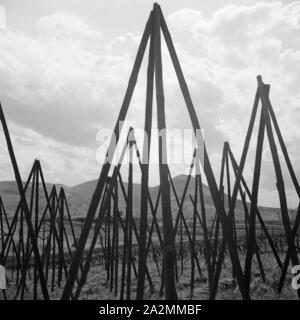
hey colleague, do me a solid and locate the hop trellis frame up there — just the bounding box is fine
[0,3,299,301]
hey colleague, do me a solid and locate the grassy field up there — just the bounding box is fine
[1,176,299,300]
[2,242,298,300]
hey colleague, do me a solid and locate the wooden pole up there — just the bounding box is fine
[34,161,39,299]
[243,106,265,290]
[159,8,249,299]
[0,104,49,300]
[190,171,198,296]
[153,3,177,299]
[258,77,299,270]
[137,15,154,300]
[113,184,119,296]
[61,12,152,300]
[126,133,134,300]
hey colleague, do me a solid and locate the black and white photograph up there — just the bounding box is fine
[0,0,300,313]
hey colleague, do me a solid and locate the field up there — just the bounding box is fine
[2,233,299,300]
[1,176,299,300]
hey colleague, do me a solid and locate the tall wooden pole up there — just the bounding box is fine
[153,3,177,299]
[61,13,152,300]
[136,13,154,300]
[34,161,39,299]
[126,132,134,300]
[159,8,249,299]
[0,104,49,300]
[244,106,266,290]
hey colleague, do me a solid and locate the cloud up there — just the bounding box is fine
[0,6,5,31]
[0,13,138,146]
[0,121,100,186]
[0,2,300,207]
[0,10,141,184]
[166,2,300,206]
[36,12,102,42]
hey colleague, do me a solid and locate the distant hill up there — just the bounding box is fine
[0,175,287,222]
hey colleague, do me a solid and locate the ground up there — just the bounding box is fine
[2,250,297,300]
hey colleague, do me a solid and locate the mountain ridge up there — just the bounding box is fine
[0,175,286,222]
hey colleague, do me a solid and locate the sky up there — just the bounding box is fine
[0,0,300,207]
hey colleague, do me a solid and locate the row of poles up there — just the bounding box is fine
[0,134,298,300]
[0,3,299,300]
[65,3,299,300]
[60,3,299,300]
[0,158,78,299]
